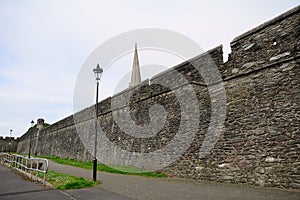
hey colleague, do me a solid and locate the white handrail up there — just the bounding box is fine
[1,153,48,186]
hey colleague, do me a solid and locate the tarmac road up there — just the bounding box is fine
[1,161,300,200]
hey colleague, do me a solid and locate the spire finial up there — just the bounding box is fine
[130,43,141,87]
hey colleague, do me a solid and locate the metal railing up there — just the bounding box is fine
[1,153,48,185]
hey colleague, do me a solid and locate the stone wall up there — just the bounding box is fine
[17,6,299,189]
[17,116,93,161]
[163,6,300,189]
[0,137,18,152]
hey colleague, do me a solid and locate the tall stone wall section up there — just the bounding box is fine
[17,116,93,161]
[163,6,299,189]
[0,137,18,152]
[17,6,299,189]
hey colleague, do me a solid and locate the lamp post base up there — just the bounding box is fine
[93,158,97,181]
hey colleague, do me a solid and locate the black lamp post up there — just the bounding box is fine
[92,63,103,181]
[28,120,34,159]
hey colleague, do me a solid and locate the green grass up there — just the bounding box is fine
[41,170,99,190]
[40,155,166,178]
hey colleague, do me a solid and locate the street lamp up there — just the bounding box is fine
[9,130,12,153]
[92,63,103,181]
[28,120,34,159]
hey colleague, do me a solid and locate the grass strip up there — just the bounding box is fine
[40,155,166,178]
[42,170,100,190]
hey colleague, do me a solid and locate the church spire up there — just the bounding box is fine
[130,43,141,87]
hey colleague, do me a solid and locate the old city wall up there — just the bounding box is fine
[17,115,93,161]
[0,137,18,152]
[17,6,299,189]
[163,6,299,189]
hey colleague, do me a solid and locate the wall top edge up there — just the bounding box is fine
[231,5,300,44]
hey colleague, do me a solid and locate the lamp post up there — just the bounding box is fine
[28,120,34,159]
[92,63,103,181]
[9,129,12,153]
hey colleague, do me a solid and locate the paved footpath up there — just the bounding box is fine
[48,160,300,200]
[0,164,132,200]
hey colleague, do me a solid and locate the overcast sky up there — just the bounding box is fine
[0,0,299,137]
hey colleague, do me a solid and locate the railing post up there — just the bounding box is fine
[30,159,32,179]
[35,159,37,181]
[14,155,17,168]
